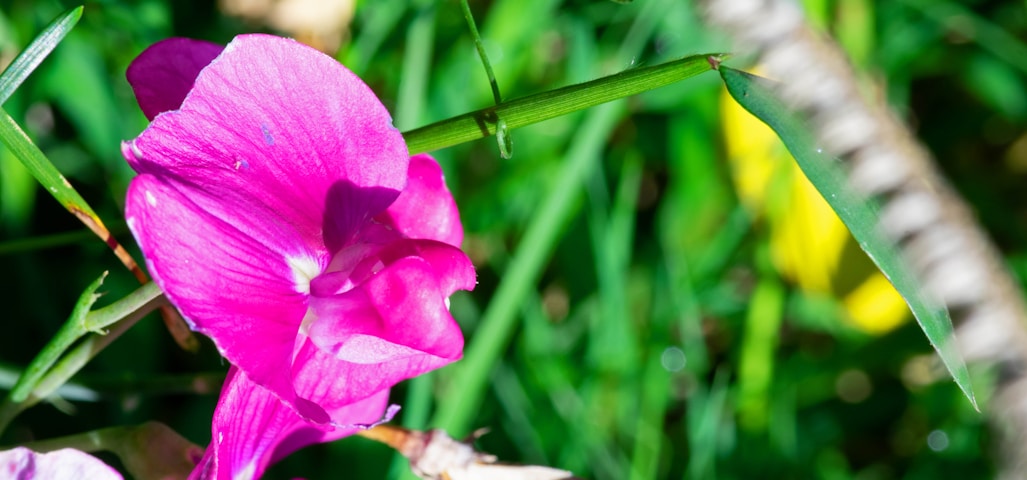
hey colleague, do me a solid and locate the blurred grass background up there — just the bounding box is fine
[2,0,1027,478]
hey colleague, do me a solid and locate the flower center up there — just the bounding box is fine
[286,254,320,295]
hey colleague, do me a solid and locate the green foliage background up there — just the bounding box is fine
[2,0,1027,478]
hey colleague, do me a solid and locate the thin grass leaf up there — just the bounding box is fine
[431,99,626,437]
[0,104,195,351]
[687,368,731,480]
[718,65,976,409]
[0,6,82,105]
[0,109,144,282]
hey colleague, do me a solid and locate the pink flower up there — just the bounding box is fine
[0,447,122,480]
[123,34,474,477]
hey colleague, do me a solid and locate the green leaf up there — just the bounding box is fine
[0,6,83,105]
[0,5,105,233]
[718,65,977,409]
[0,108,107,237]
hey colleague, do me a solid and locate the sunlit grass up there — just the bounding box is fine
[1,0,1022,479]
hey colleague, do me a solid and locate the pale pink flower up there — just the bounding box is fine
[0,447,122,480]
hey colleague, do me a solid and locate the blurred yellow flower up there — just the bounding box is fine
[720,81,908,334]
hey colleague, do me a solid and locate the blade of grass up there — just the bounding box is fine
[0,6,82,105]
[459,0,512,158]
[686,368,731,480]
[0,7,152,288]
[392,0,435,132]
[0,109,144,280]
[587,151,642,372]
[628,348,672,480]
[736,266,785,431]
[718,65,976,409]
[431,99,626,437]
[901,0,1027,76]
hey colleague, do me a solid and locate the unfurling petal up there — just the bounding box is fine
[377,154,465,248]
[125,34,408,248]
[189,367,389,480]
[299,253,470,412]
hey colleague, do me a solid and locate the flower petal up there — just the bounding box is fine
[299,254,469,411]
[125,173,311,417]
[0,447,123,480]
[189,367,389,480]
[311,239,476,299]
[127,37,223,120]
[376,154,464,247]
[126,33,408,249]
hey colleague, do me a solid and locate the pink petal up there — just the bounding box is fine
[376,154,465,247]
[189,367,389,480]
[127,37,223,120]
[125,174,310,418]
[126,33,408,250]
[0,447,122,480]
[297,254,468,412]
[310,239,476,299]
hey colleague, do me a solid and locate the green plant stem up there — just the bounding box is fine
[33,283,167,401]
[460,0,502,106]
[401,53,721,155]
[0,281,166,434]
[4,272,106,405]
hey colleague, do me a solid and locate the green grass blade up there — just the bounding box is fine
[431,100,626,437]
[0,6,83,105]
[736,273,785,431]
[718,65,976,409]
[0,109,105,238]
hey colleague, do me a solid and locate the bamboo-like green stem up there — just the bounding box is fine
[401,53,723,155]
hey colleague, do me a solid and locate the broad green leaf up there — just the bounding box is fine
[719,65,976,409]
[0,6,83,105]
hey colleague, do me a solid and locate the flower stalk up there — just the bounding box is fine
[0,280,167,434]
[401,53,723,154]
